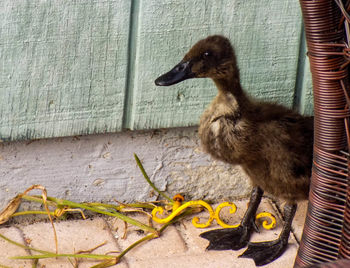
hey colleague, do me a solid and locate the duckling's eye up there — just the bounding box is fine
[202,51,211,59]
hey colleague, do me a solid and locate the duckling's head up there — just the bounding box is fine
[155,35,238,86]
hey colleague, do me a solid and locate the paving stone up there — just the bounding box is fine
[126,236,298,268]
[128,244,297,268]
[0,226,33,267]
[117,225,187,262]
[269,199,308,242]
[0,199,303,268]
[292,200,308,242]
[128,246,299,268]
[19,217,128,268]
[128,251,239,268]
[107,212,187,262]
[107,213,163,238]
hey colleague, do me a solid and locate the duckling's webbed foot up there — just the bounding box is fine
[200,187,263,251]
[239,238,288,266]
[200,224,251,250]
[239,203,297,266]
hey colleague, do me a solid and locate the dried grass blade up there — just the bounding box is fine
[0,194,23,224]
[134,153,173,203]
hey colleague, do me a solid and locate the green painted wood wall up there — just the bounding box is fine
[0,0,312,141]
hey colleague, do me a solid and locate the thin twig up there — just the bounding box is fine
[39,187,58,254]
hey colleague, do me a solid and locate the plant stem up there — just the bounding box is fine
[20,195,158,234]
[85,202,156,211]
[134,153,173,203]
[0,233,116,262]
[0,233,52,255]
[45,196,158,235]
[21,195,56,206]
[12,253,116,260]
[11,211,55,217]
[117,233,157,260]
[116,207,199,260]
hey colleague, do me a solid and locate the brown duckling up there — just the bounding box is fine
[155,35,313,266]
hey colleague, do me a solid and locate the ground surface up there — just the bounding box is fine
[0,199,307,268]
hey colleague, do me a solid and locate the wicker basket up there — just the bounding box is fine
[295,0,350,267]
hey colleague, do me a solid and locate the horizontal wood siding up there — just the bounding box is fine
[0,0,131,140]
[128,0,307,130]
[0,0,312,141]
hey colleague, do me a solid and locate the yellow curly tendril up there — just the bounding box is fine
[214,202,240,228]
[152,199,215,228]
[255,212,276,230]
[151,194,276,230]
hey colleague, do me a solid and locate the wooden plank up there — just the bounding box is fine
[0,0,131,141]
[127,0,304,130]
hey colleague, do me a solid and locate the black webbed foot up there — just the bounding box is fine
[239,238,288,266]
[239,203,297,266]
[200,225,251,250]
[200,187,264,251]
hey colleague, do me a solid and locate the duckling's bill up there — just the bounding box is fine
[155,60,194,86]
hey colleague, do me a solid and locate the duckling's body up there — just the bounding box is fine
[155,35,313,266]
[199,90,312,202]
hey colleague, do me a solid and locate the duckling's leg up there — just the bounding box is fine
[200,186,263,250]
[239,203,297,266]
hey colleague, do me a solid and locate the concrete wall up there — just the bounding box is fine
[0,127,251,210]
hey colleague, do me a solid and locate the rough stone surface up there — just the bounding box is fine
[0,127,251,211]
[120,226,187,262]
[18,217,128,268]
[0,227,33,267]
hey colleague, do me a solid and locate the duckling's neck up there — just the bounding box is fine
[213,75,251,112]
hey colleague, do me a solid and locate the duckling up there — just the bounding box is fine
[155,35,313,266]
